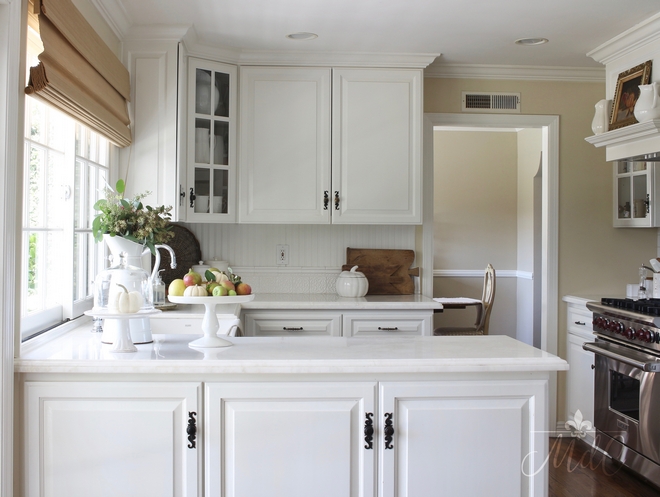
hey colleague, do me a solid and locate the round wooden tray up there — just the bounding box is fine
[152,223,202,287]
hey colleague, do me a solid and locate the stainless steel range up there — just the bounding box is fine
[584,298,660,488]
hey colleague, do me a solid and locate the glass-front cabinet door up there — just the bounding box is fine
[186,58,236,222]
[613,161,660,227]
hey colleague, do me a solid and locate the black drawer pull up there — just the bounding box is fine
[384,412,394,449]
[364,413,374,449]
[378,327,399,331]
[187,412,197,449]
[574,321,586,326]
[283,327,304,331]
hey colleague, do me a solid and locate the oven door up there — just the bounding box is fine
[584,340,660,464]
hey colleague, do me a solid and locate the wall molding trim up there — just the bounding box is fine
[433,269,533,279]
[424,63,605,82]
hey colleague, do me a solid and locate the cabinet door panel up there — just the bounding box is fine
[25,382,200,497]
[239,67,331,223]
[566,332,595,435]
[380,380,548,497]
[206,382,376,497]
[332,69,422,224]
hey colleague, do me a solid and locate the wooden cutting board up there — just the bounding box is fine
[342,248,419,295]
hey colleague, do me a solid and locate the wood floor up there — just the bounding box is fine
[548,436,660,497]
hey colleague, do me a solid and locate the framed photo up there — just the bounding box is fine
[609,60,652,130]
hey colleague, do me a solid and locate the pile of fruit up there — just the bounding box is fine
[168,266,252,297]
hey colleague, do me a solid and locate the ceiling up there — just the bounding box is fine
[110,0,660,70]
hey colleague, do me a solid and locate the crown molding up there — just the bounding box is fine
[236,50,439,68]
[124,24,191,43]
[587,12,660,65]
[424,63,605,82]
[90,0,130,41]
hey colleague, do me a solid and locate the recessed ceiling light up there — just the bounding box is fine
[515,37,549,46]
[286,32,318,41]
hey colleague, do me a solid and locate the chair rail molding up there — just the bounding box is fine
[434,269,533,280]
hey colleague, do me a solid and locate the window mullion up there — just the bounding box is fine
[60,118,76,319]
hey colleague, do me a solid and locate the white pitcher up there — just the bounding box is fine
[591,99,611,134]
[634,82,660,123]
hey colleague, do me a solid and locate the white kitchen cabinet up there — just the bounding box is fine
[613,160,660,227]
[342,311,432,337]
[205,382,376,497]
[242,309,433,337]
[238,66,422,224]
[23,381,201,497]
[563,298,596,442]
[243,310,342,336]
[184,57,237,222]
[380,380,548,497]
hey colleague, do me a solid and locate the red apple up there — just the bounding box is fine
[183,269,202,287]
[236,282,252,295]
[220,280,235,292]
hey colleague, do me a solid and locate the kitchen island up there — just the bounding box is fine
[15,325,566,497]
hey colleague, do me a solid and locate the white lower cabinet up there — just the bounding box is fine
[563,297,595,441]
[21,377,548,497]
[380,380,548,497]
[242,310,433,337]
[205,382,377,497]
[243,311,342,336]
[343,311,432,337]
[23,381,201,497]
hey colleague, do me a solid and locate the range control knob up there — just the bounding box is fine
[625,327,637,340]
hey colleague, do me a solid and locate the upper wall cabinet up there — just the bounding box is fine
[238,67,423,224]
[184,57,237,222]
[613,160,660,227]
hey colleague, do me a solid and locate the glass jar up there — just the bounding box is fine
[93,251,153,312]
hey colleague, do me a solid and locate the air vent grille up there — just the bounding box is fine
[462,92,520,113]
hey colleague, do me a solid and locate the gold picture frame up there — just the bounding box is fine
[609,60,653,131]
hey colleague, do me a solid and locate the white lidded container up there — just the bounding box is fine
[336,265,369,297]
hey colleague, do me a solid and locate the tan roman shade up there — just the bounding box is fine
[25,0,131,147]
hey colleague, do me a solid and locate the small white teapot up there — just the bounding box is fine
[634,82,660,123]
[336,265,369,297]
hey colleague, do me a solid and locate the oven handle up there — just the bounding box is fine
[583,341,660,372]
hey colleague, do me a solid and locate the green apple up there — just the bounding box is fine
[212,285,228,297]
[228,290,237,296]
[206,281,220,294]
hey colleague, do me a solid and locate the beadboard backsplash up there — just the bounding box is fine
[183,223,417,293]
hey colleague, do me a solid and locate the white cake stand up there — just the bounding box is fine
[167,294,255,348]
[84,308,161,353]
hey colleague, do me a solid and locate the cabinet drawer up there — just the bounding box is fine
[244,312,341,337]
[150,317,201,334]
[342,311,432,337]
[567,306,593,338]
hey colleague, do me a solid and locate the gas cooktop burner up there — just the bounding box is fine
[599,297,660,316]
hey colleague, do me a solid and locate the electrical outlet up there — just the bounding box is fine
[276,244,289,265]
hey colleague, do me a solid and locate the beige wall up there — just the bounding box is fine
[425,77,658,422]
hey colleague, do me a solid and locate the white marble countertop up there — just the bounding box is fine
[15,325,567,375]
[149,293,443,319]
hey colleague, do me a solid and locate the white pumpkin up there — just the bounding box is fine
[336,266,369,297]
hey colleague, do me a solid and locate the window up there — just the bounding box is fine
[21,97,110,340]
[21,18,112,340]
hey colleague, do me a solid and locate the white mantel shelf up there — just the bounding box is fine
[15,327,567,375]
[585,119,660,161]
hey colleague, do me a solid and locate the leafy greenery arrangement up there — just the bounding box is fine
[92,179,174,254]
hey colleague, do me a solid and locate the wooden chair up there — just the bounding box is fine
[433,264,496,336]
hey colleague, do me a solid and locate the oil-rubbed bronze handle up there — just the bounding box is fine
[323,190,329,210]
[574,321,586,326]
[189,188,196,208]
[334,191,340,210]
[283,327,304,331]
[384,413,394,449]
[378,327,399,331]
[364,413,374,449]
[187,412,197,449]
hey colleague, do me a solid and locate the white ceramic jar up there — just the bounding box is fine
[336,265,369,297]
